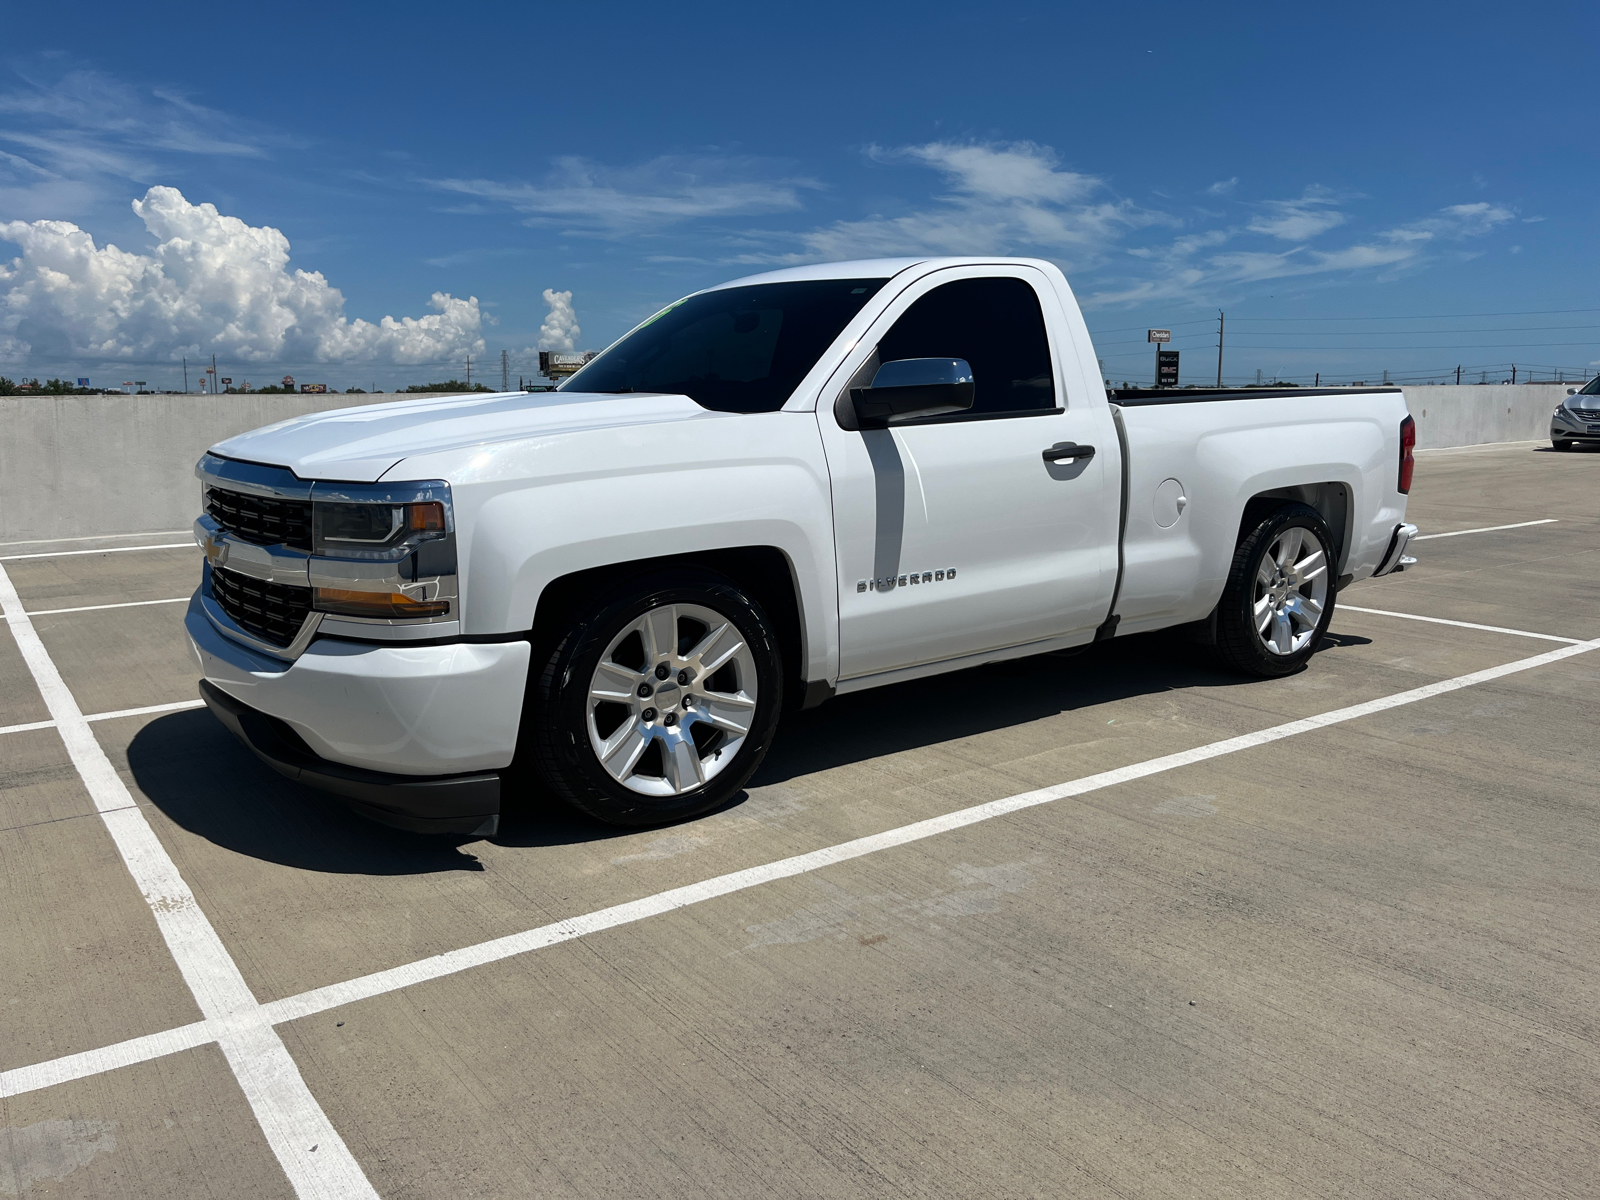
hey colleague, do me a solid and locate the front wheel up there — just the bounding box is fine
[1553,439,1574,452]
[1214,503,1337,678]
[528,568,784,826]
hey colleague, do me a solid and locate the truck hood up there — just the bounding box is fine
[209,390,715,481]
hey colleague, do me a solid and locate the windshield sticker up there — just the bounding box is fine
[636,297,689,329]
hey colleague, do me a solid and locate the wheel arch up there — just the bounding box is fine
[1236,481,1351,579]
[526,545,815,714]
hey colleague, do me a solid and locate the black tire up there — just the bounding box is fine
[1214,503,1338,678]
[528,568,783,826]
[1553,439,1574,451]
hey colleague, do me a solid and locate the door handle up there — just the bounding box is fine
[1042,443,1095,463]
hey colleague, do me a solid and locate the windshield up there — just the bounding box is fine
[1579,376,1600,396]
[560,279,887,412]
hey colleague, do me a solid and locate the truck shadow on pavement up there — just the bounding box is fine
[753,628,1365,786]
[126,709,495,875]
[126,628,1369,874]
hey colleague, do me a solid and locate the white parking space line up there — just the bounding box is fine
[0,543,194,562]
[1338,605,1582,645]
[0,530,190,550]
[88,699,207,722]
[0,700,207,739]
[1412,519,1558,541]
[0,562,379,1200]
[27,597,189,616]
[0,718,57,736]
[6,628,1598,1109]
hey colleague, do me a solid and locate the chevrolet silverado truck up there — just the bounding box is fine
[187,257,1418,836]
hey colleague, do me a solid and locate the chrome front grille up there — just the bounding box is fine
[210,567,312,648]
[206,487,313,551]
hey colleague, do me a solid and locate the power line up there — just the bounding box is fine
[1220,341,1600,350]
[1219,323,1600,336]
[1215,306,1600,322]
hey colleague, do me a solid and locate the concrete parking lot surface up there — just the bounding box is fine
[2,442,1597,1197]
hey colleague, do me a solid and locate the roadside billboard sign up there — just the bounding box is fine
[1147,329,1171,343]
[1157,350,1180,387]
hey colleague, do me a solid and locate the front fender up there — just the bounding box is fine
[394,411,839,686]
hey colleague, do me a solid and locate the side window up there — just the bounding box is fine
[876,276,1056,418]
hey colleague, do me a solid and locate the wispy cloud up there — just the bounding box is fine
[427,155,817,235]
[1246,185,1348,241]
[742,140,1170,267]
[1206,177,1238,195]
[1087,198,1517,306]
[0,67,291,220]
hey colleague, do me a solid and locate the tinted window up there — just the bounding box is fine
[562,279,887,413]
[1581,376,1600,396]
[876,276,1056,417]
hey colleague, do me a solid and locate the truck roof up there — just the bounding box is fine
[709,256,1061,292]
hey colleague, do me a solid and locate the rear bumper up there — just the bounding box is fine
[200,680,501,836]
[1373,522,1419,578]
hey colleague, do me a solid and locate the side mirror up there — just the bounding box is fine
[851,358,974,427]
[1567,387,1578,396]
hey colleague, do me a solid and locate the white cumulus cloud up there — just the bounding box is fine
[0,186,484,364]
[535,288,580,352]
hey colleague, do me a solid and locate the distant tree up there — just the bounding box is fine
[344,387,367,393]
[402,379,492,393]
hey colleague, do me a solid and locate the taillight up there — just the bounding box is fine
[1398,415,1416,494]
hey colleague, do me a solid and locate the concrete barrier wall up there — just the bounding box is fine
[0,384,1583,543]
[1402,383,1573,451]
[0,393,457,544]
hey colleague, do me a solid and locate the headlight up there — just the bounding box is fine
[313,499,447,558]
[307,482,458,623]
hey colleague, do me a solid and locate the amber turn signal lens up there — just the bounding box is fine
[406,501,446,533]
[313,587,450,619]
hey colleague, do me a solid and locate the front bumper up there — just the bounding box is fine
[185,591,531,834]
[1552,408,1600,440]
[201,681,501,836]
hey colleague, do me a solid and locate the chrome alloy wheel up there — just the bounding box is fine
[1253,525,1329,656]
[585,602,759,797]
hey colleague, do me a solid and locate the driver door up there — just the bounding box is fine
[816,265,1120,682]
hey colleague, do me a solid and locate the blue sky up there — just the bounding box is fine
[1,0,1594,390]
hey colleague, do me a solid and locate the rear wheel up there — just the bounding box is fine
[529,569,783,826]
[1214,503,1337,678]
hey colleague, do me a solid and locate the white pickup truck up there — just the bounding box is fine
[187,256,1418,836]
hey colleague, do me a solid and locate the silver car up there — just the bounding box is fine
[1552,376,1600,450]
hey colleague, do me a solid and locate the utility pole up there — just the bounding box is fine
[1215,310,1225,387]
[211,354,218,395]
[183,357,188,393]
[465,356,472,388]
[501,349,509,393]
[1456,364,1461,385]
[1314,372,1319,387]
[1511,364,1517,384]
